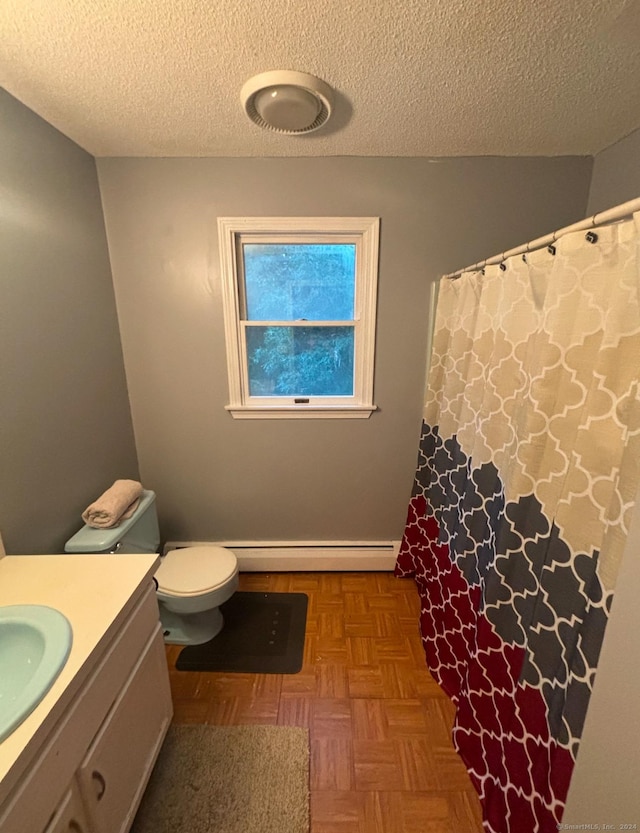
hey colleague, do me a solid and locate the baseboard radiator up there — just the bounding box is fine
[162,540,402,571]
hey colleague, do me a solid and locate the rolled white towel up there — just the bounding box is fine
[81,479,144,529]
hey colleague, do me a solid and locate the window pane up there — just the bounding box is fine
[243,244,355,321]
[246,326,354,396]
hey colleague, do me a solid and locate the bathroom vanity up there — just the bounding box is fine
[0,554,173,833]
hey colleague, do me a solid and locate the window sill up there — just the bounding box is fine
[225,405,377,420]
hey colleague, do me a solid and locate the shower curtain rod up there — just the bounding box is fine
[444,194,640,280]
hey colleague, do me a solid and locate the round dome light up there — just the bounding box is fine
[241,71,334,134]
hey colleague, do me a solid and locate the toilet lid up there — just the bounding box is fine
[155,546,238,596]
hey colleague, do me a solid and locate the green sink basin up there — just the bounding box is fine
[0,605,72,743]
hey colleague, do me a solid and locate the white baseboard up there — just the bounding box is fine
[163,540,401,571]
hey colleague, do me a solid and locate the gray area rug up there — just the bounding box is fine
[131,725,310,833]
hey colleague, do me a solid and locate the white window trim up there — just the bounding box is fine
[217,216,380,419]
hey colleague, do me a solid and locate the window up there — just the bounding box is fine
[218,217,380,419]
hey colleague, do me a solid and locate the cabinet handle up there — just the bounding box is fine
[91,770,107,801]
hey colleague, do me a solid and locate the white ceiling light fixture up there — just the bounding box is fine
[241,71,334,135]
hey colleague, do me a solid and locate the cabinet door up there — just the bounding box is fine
[78,628,172,833]
[43,780,90,833]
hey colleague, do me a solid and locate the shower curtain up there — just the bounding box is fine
[396,212,640,832]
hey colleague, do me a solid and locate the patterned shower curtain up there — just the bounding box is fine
[396,212,640,832]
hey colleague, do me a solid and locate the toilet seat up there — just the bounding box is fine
[155,546,238,597]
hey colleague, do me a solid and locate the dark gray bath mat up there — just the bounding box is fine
[175,591,308,673]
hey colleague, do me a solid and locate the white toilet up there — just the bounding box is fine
[64,490,239,645]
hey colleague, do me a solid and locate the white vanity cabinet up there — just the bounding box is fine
[44,780,90,833]
[77,628,170,833]
[0,559,173,833]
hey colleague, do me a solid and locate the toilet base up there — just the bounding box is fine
[158,604,224,645]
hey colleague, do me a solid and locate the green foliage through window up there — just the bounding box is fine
[246,326,354,396]
[243,244,355,321]
[242,243,357,397]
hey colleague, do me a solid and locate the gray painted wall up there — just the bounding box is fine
[0,91,139,554]
[587,126,640,214]
[97,155,592,544]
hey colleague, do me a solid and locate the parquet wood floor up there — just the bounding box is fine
[164,572,484,833]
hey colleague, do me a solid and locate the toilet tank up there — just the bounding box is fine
[64,490,160,554]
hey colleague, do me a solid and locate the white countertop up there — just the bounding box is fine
[0,553,160,796]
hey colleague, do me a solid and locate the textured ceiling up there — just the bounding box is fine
[1,0,640,158]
